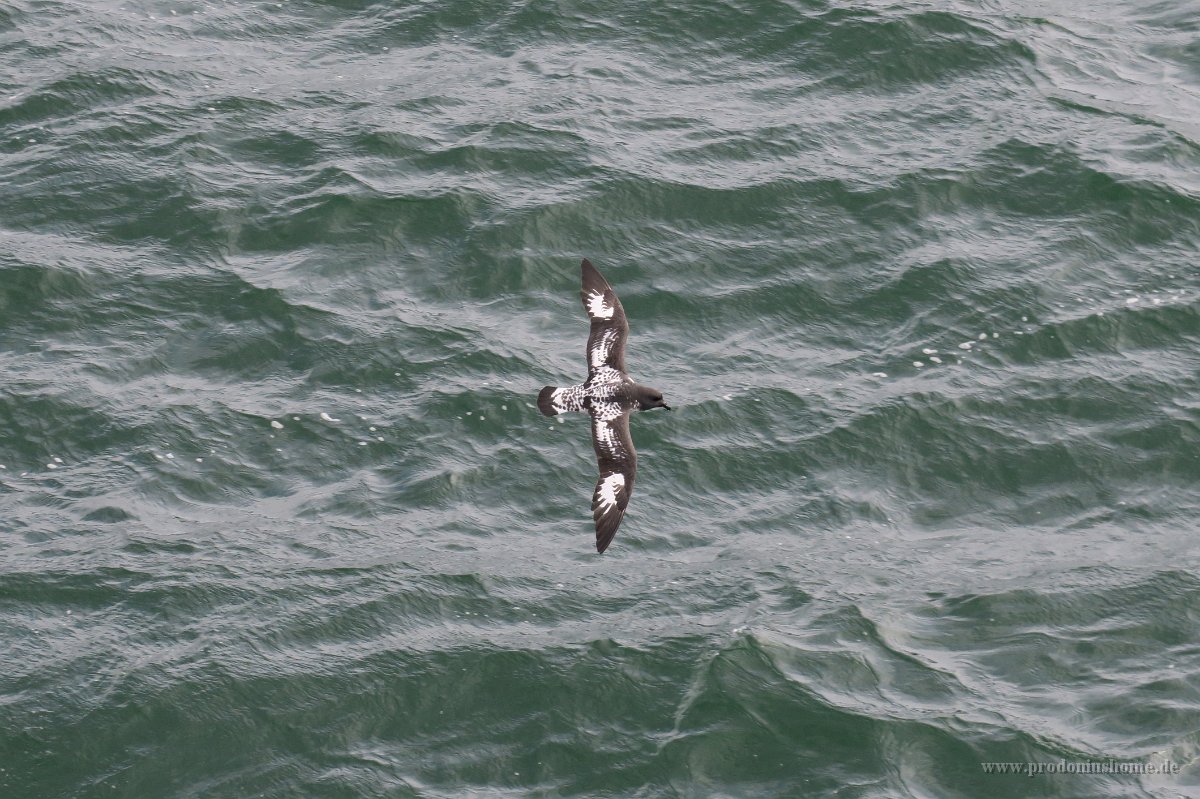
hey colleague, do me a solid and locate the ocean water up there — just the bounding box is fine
[2,0,1199,796]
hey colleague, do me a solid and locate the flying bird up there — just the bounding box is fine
[537,259,671,553]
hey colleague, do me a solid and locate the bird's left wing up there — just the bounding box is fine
[580,259,629,378]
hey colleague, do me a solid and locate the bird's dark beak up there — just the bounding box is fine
[662,403,671,411]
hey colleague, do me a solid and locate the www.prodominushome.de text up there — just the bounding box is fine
[982,760,1180,777]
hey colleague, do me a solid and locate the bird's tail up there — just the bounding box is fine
[537,386,559,416]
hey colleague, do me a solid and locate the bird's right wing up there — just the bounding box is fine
[589,402,637,553]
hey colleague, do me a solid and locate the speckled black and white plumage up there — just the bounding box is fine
[537,259,671,553]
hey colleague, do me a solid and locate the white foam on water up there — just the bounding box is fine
[320,412,340,422]
[271,420,283,429]
[872,372,887,378]
[922,348,937,355]
[959,342,973,350]
[913,361,923,367]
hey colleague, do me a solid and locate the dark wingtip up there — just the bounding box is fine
[594,514,620,554]
[596,530,615,554]
[580,258,613,297]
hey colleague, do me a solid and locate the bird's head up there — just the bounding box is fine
[637,386,671,411]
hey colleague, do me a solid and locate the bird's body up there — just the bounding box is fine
[537,259,670,553]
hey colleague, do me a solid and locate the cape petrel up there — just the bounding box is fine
[537,259,670,553]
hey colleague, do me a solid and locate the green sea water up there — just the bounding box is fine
[2,1,1199,797]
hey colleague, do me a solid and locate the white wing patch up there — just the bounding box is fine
[595,418,617,452]
[592,400,624,423]
[596,472,625,512]
[585,290,614,320]
[588,366,624,388]
[591,403,625,456]
[589,328,618,369]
